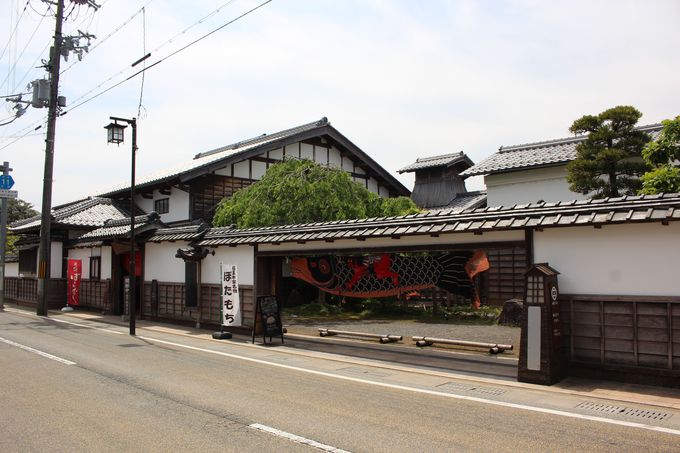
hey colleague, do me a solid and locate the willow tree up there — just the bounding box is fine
[213,158,419,228]
[566,106,651,198]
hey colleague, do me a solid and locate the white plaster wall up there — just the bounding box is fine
[485,166,586,208]
[258,230,524,254]
[5,262,19,277]
[144,241,188,282]
[342,156,353,171]
[51,241,62,278]
[379,185,389,197]
[251,160,267,180]
[233,160,250,179]
[135,195,154,214]
[162,187,190,223]
[533,222,680,296]
[300,143,314,160]
[329,147,342,168]
[101,246,112,280]
[134,187,190,223]
[202,245,254,285]
[269,148,284,160]
[66,246,111,280]
[68,248,91,278]
[367,177,378,194]
[215,166,232,177]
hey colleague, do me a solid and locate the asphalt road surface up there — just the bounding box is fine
[1,310,678,453]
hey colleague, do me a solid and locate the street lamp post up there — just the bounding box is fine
[105,117,137,336]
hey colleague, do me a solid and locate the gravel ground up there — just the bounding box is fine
[283,317,521,353]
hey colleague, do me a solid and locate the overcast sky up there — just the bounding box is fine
[1,0,679,209]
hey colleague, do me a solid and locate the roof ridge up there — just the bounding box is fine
[499,123,664,153]
[193,117,330,160]
[200,192,680,238]
[415,151,464,163]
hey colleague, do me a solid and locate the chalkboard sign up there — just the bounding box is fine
[252,295,284,344]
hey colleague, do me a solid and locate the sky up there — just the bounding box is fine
[1,0,679,209]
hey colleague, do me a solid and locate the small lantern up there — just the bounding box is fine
[104,121,127,145]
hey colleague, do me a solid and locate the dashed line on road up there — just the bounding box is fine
[0,336,76,365]
[249,423,351,452]
[138,335,680,437]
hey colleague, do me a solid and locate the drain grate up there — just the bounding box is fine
[575,401,672,421]
[437,381,507,396]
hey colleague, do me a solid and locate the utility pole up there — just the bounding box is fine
[0,161,12,312]
[37,0,66,316]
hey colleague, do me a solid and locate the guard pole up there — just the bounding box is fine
[0,161,10,311]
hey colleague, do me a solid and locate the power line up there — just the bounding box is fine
[0,5,49,93]
[60,0,154,75]
[0,0,31,63]
[63,0,272,115]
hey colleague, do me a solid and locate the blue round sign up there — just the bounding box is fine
[0,174,14,190]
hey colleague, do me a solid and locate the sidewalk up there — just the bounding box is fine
[4,303,680,411]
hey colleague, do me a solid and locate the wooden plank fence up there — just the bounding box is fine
[560,295,680,383]
[143,281,254,327]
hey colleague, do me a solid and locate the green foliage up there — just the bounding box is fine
[7,198,38,224]
[213,159,420,228]
[566,106,651,198]
[3,198,37,254]
[639,116,680,195]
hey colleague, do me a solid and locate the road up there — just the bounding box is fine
[1,309,679,452]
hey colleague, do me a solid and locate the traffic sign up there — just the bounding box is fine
[0,189,18,199]
[0,175,14,190]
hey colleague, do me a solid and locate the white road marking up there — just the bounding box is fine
[249,423,351,452]
[0,336,76,365]
[46,317,124,335]
[138,335,680,437]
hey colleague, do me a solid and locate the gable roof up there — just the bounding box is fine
[76,212,162,241]
[398,152,474,174]
[97,117,410,198]
[196,192,680,247]
[10,197,129,233]
[461,123,663,177]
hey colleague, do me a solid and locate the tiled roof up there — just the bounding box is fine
[427,191,487,212]
[10,197,129,232]
[4,253,18,263]
[148,222,211,242]
[461,124,663,177]
[196,193,680,247]
[78,212,161,240]
[398,152,474,173]
[97,118,331,196]
[96,117,409,198]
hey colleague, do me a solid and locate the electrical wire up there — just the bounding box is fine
[136,6,146,119]
[0,116,45,151]
[0,0,31,63]
[0,6,49,93]
[60,0,154,75]
[0,91,30,99]
[64,0,271,115]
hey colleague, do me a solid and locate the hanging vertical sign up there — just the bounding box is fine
[67,259,82,306]
[219,263,241,327]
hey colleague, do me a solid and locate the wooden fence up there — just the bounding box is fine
[560,295,680,384]
[143,281,254,327]
[3,277,66,309]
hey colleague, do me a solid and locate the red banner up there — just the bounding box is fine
[67,259,82,306]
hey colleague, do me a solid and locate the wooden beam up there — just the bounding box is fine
[159,187,171,196]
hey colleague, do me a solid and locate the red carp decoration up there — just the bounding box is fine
[291,250,490,308]
[67,259,82,306]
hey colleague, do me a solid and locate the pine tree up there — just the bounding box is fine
[566,106,651,198]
